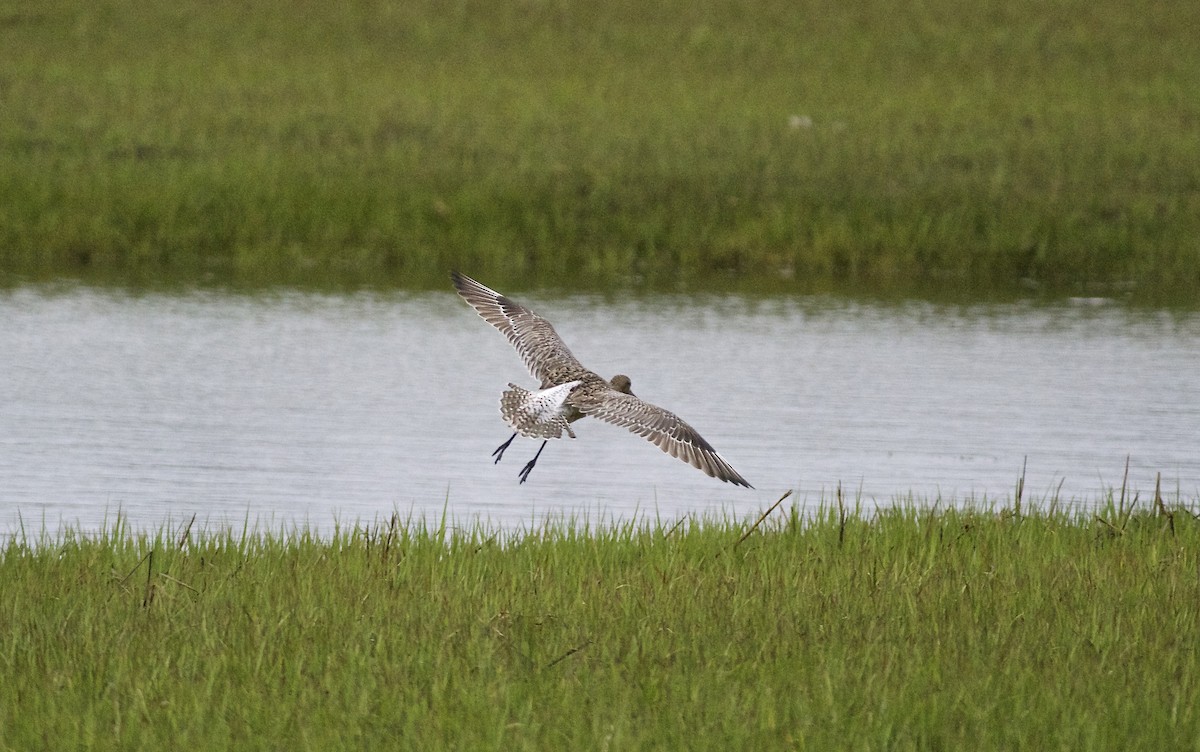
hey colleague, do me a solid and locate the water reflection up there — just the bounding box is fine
[1,286,1197,539]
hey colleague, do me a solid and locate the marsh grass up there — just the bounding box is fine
[2,495,1198,749]
[2,0,1199,296]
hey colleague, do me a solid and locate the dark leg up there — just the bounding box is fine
[518,440,548,484]
[492,432,517,464]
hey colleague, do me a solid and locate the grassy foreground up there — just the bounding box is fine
[2,0,1199,296]
[2,500,1198,750]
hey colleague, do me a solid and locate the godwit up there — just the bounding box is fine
[452,272,752,487]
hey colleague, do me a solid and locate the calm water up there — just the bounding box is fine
[2,286,1198,538]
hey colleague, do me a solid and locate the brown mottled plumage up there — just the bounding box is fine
[452,271,752,487]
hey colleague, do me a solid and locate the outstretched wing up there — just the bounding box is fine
[574,389,753,488]
[452,272,588,385]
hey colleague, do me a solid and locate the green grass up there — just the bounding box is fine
[2,497,1199,750]
[1,0,1198,297]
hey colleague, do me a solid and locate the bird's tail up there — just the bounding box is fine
[499,381,581,439]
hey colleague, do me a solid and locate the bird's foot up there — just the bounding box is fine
[492,433,517,464]
[517,457,538,484]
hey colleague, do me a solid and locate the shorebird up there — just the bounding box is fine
[452,271,752,487]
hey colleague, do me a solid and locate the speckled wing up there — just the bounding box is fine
[574,389,753,488]
[452,272,589,386]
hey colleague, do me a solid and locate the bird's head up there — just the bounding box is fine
[609,374,634,395]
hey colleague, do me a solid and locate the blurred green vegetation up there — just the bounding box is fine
[1,0,1198,298]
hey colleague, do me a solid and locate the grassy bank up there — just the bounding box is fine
[2,500,1198,749]
[1,0,1198,296]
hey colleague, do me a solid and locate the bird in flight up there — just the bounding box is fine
[452,271,752,487]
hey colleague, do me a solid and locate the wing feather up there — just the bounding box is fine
[452,272,588,385]
[575,389,752,488]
